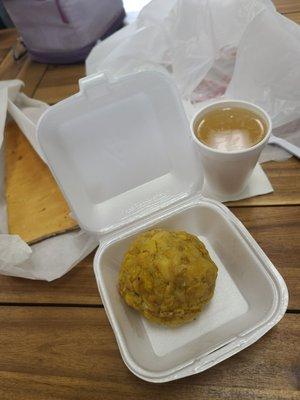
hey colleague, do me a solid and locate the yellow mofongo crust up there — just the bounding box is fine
[119,229,218,327]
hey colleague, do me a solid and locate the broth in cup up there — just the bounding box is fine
[195,106,267,152]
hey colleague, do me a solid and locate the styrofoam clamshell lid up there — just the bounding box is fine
[37,71,203,234]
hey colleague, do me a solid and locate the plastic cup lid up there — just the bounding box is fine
[38,71,203,235]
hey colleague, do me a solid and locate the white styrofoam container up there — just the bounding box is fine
[37,71,288,383]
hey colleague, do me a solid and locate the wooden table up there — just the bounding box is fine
[0,2,299,399]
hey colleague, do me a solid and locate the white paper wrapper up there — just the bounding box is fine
[86,0,300,162]
[0,81,98,281]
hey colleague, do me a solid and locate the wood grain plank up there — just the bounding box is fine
[34,83,79,104]
[0,206,298,310]
[0,42,47,97]
[227,158,300,207]
[0,252,98,305]
[0,49,9,65]
[273,0,300,14]
[0,308,298,400]
[34,64,85,104]
[0,29,18,50]
[0,50,28,81]
[16,58,48,97]
[287,12,300,24]
[231,206,300,311]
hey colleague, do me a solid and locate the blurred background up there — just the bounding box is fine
[0,0,152,63]
[0,0,153,28]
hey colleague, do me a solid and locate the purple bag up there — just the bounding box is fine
[3,0,125,63]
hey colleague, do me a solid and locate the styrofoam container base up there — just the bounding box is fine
[94,198,288,382]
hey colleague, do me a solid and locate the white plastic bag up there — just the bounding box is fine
[86,0,300,162]
[226,10,300,161]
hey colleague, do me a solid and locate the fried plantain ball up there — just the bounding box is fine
[118,229,218,327]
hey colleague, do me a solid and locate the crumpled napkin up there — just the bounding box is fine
[0,234,31,266]
[86,0,300,162]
